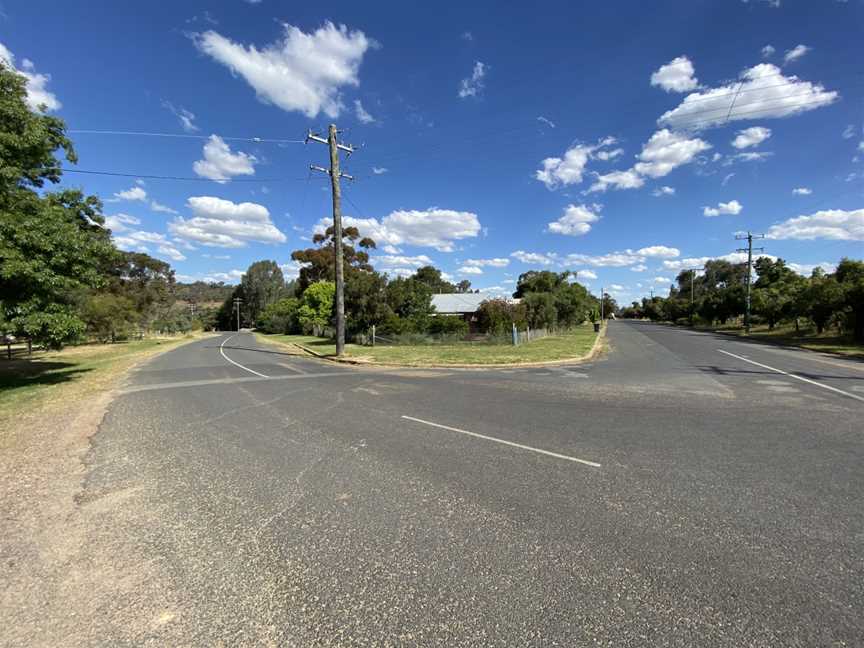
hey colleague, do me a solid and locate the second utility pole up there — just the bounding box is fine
[308,124,356,356]
[735,231,765,335]
[328,124,346,356]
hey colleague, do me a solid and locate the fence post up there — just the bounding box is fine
[512,322,518,346]
[6,342,11,360]
[371,324,376,347]
[27,339,32,355]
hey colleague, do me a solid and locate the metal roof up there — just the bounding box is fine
[431,293,489,314]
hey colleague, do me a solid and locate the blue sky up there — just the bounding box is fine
[2,0,862,303]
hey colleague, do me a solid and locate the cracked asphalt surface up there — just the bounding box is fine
[7,321,864,646]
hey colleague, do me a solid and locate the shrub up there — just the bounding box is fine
[427,315,468,336]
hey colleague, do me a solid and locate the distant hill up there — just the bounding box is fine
[174,281,235,305]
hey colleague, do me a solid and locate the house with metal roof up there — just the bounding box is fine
[431,293,491,333]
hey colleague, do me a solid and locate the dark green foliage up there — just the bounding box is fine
[241,260,287,325]
[257,297,300,334]
[427,315,469,336]
[477,299,527,335]
[413,266,456,294]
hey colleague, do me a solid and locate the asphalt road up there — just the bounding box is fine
[44,322,864,646]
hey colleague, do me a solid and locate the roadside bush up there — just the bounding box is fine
[522,292,557,329]
[427,315,468,336]
[258,297,300,334]
[477,299,527,335]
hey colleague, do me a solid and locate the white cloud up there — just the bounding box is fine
[354,99,375,124]
[765,208,864,240]
[169,196,287,247]
[663,252,753,272]
[589,169,645,193]
[788,262,835,276]
[547,203,600,236]
[792,187,812,195]
[193,135,256,182]
[653,276,672,284]
[110,186,147,202]
[384,267,416,278]
[723,151,773,165]
[461,31,473,42]
[761,45,775,58]
[279,260,306,280]
[458,266,483,275]
[510,250,558,266]
[731,126,771,149]
[458,61,487,99]
[594,148,623,161]
[636,245,680,258]
[104,213,141,233]
[634,129,712,178]
[111,228,186,262]
[381,244,401,254]
[162,101,198,132]
[537,116,556,128]
[783,44,810,65]
[842,124,856,139]
[0,43,61,112]
[158,244,187,262]
[463,257,509,268]
[194,21,374,118]
[703,200,743,217]
[566,252,645,267]
[652,185,675,197]
[372,166,388,175]
[374,254,433,270]
[578,269,598,280]
[650,55,699,93]
[151,200,178,214]
[721,172,735,186]
[630,264,647,272]
[535,136,619,189]
[320,208,481,252]
[658,63,837,130]
[608,284,625,291]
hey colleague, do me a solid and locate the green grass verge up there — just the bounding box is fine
[0,336,200,427]
[257,324,599,366]
[695,323,864,359]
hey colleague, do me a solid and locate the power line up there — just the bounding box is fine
[68,129,305,144]
[59,168,318,182]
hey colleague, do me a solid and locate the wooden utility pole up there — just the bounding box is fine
[735,231,765,334]
[233,297,242,332]
[307,125,356,356]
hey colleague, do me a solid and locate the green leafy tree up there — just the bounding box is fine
[344,269,391,335]
[0,63,117,347]
[241,260,286,325]
[291,225,375,292]
[513,271,569,298]
[835,258,864,340]
[413,265,456,294]
[801,269,843,334]
[82,293,138,343]
[522,292,558,329]
[385,276,434,332]
[476,299,527,335]
[257,297,300,334]
[297,282,335,334]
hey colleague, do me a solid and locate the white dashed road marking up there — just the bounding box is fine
[718,349,864,403]
[400,415,601,468]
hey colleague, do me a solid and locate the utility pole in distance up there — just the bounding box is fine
[307,125,356,356]
[600,286,605,321]
[686,267,704,326]
[735,231,765,334]
[233,297,242,332]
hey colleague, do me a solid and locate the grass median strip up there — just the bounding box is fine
[256,324,599,366]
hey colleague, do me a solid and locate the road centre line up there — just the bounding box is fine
[717,349,864,403]
[220,334,269,378]
[400,415,602,468]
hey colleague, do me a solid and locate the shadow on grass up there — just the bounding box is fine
[0,361,94,393]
